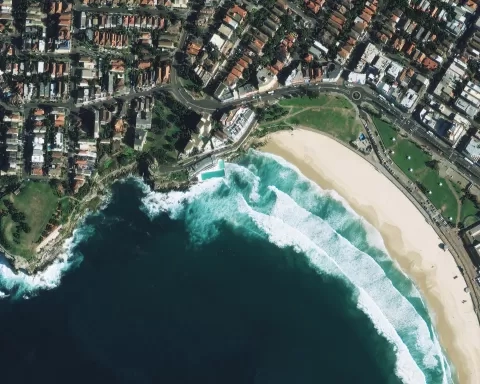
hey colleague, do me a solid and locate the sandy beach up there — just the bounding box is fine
[261,129,480,384]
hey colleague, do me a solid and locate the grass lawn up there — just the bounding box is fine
[0,181,59,258]
[450,182,480,226]
[143,101,180,160]
[144,126,179,158]
[97,155,120,177]
[287,109,361,142]
[59,198,77,224]
[259,95,363,142]
[460,198,479,227]
[373,117,458,221]
[374,118,399,149]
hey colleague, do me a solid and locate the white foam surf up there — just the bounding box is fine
[0,225,93,298]
[250,150,354,208]
[249,151,450,375]
[235,193,426,383]
[250,150,425,304]
[140,153,453,384]
[268,188,441,365]
[142,177,223,221]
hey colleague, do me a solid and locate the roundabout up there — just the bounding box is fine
[352,90,362,101]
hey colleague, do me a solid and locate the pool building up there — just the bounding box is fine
[198,159,226,181]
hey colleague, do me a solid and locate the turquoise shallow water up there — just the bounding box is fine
[0,150,452,383]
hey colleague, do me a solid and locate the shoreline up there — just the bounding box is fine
[260,128,480,384]
[4,163,140,275]
[3,164,191,276]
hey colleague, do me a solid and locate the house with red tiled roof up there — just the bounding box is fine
[359,12,372,23]
[422,57,438,70]
[163,65,170,83]
[330,15,344,26]
[225,73,239,87]
[238,59,249,68]
[364,7,375,16]
[231,68,243,78]
[352,21,368,35]
[267,60,285,76]
[393,37,405,51]
[464,0,477,13]
[187,41,202,55]
[416,52,426,64]
[367,4,377,13]
[329,19,343,32]
[253,38,265,50]
[337,48,351,62]
[114,119,125,135]
[55,115,65,128]
[234,64,244,73]
[111,59,125,73]
[228,5,247,23]
[405,42,416,56]
[138,61,151,70]
[305,0,321,14]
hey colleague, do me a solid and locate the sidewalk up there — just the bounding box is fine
[364,113,480,320]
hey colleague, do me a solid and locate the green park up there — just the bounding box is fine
[373,117,479,226]
[0,182,60,259]
[255,93,480,227]
[256,94,363,142]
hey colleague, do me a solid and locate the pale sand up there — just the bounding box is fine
[261,129,480,384]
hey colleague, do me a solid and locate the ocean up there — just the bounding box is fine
[0,150,453,384]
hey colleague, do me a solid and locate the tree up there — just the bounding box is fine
[306,89,320,99]
[468,60,480,76]
[281,15,295,33]
[425,159,439,171]
[12,211,26,222]
[19,221,31,233]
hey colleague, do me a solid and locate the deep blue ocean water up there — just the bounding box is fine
[0,150,453,384]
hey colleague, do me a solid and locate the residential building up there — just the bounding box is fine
[220,106,256,141]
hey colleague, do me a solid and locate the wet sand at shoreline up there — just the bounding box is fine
[262,129,480,384]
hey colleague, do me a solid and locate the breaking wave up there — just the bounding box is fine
[141,150,453,384]
[0,149,454,383]
[0,224,94,300]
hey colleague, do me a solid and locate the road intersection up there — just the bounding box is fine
[166,79,480,188]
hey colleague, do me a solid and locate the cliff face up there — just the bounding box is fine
[3,161,191,276]
[153,179,192,193]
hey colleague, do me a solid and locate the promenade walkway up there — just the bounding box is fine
[363,113,480,322]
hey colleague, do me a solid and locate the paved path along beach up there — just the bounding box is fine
[262,129,480,384]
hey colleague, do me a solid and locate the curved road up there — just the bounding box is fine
[167,79,480,187]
